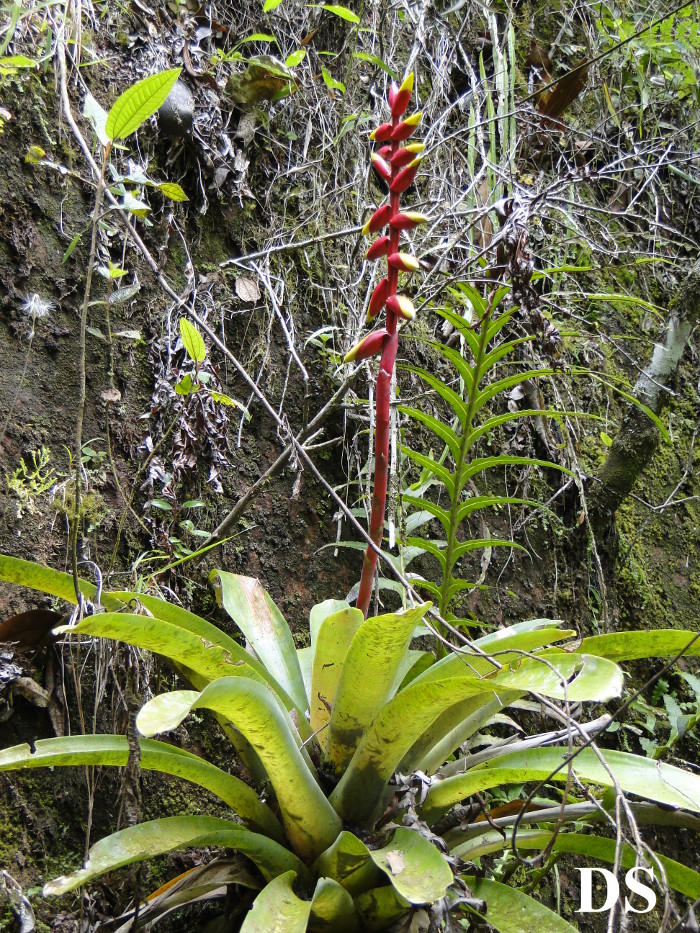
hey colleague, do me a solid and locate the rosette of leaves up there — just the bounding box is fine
[1,555,700,928]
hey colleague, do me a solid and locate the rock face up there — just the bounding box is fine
[158,80,195,138]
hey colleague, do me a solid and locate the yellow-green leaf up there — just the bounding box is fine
[321,4,360,22]
[106,68,181,140]
[179,317,206,363]
[157,181,189,201]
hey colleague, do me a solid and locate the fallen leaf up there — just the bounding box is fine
[235,276,260,302]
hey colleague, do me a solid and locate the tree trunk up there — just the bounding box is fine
[588,256,700,530]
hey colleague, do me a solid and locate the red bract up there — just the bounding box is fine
[367,276,389,320]
[390,211,428,230]
[385,294,415,320]
[391,112,422,142]
[343,328,388,363]
[366,236,391,260]
[388,252,420,272]
[371,153,391,182]
[390,158,422,194]
[362,203,391,235]
[369,122,392,142]
[390,143,424,169]
[390,73,414,118]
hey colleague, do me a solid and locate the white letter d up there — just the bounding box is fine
[576,868,619,913]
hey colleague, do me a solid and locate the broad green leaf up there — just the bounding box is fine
[368,828,453,904]
[56,611,291,698]
[83,91,109,147]
[0,735,283,841]
[157,181,189,201]
[297,645,313,703]
[409,627,573,687]
[0,553,125,610]
[575,629,700,663]
[240,872,311,932]
[137,689,200,734]
[45,816,306,896]
[263,0,284,9]
[311,606,364,752]
[354,885,410,929]
[310,877,359,931]
[423,747,700,821]
[475,618,566,646]
[106,68,181,140]
[326,603,431,771]
[330,677,514,825]
[405,695,513,776]
[464,876,578,933]
[310,598,352,655]
[487,651,624,703]
[312,831,382,897]
[455,832,700,899]
[211,571,308,713]
[333,654,621,825]
[321,4,360,22]
[109,588,310,753]
[139,678,341,861]
[179,317,206,364]
[121,191,150,218]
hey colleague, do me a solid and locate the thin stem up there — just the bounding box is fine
[70,140,110,604]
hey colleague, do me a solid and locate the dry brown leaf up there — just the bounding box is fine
[235,276,260,303]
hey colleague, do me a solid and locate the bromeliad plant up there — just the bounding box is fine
[344,72,427,618]
[2,553,700,930]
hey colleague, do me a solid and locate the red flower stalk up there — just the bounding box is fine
[352,71,427,617]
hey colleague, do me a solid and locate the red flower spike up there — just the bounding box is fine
[366,236,391,260]
[390,72,414,118]
[367,277,390,319]
[369,122,392,142]
[390,211,429,231]
[385,294,415,320]
[371,153,391,182]
[390,157,422,194]
[388,252,421,272]
[377,144,392,160]
[362,203,392,235]
[390,111,422,142]
[344,328,388,363]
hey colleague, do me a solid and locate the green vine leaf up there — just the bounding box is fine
[320,4,360,22]
[105,68,181,141]
[157,181,189,202]
[179,318,206,364]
